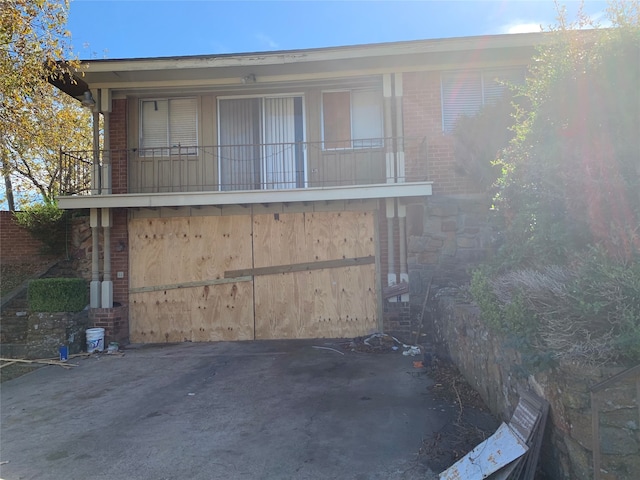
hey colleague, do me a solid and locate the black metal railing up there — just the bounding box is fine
[59,137,428,195]
[59,149,96,195]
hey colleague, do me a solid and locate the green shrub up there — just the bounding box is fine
[13,203,69,255]
[28,278,87,312]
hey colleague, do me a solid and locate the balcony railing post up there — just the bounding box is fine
[101,149,111,194]
[91,150,101,195]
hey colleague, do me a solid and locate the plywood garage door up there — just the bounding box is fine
[128,216,255,343]
[128,209,378,342]
[251,211,377,339]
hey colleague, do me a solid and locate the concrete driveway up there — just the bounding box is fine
[1,340,453,480]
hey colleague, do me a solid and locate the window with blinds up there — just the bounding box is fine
[322,89,383,149]
[441,68,524,134]
[140,98,197,154]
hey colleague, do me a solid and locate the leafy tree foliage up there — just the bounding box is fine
[472,1,640,364]
[1,0,91,208]
[494,2,640,267]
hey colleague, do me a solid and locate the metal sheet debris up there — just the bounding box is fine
[439,423,528,480]
[439,390,549,480]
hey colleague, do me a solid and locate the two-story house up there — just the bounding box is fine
[51,32,542,344]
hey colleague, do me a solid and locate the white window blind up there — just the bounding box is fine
[169,98,197,148]
[140,98,197,152]
[441,68,524,133]
[141,100,168,149]
[352,89,383,147]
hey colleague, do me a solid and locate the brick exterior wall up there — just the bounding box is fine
[89,304,129,344]
[111,208,129,305]
[402,71,482,196]
[110,99,128,194]
[0,211,55,265]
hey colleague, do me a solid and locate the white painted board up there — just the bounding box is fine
[439,423,528,480]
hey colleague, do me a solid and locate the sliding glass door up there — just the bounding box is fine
[218,96,305,191]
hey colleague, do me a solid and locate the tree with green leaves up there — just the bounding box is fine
[472,1,640,364]
[1,0,91,209]
[495,0,640,267]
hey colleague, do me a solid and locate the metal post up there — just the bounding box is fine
[398,202,409,302]
[101,208,113,308]
[386,198,396,288]
[90,208,101,308]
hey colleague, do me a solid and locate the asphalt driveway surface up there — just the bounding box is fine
[1,340,451,480]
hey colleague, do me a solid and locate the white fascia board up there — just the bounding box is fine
[56,182,433,210]
[79,33,547,74]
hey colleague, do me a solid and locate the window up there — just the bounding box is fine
[322,89,383,149]
[218,95,305,190]
[140,98,197,153]
[441,69,524,133]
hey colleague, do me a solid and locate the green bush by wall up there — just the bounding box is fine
[28,278,87,312]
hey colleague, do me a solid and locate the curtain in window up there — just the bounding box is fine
[219,98,261,191]
[322,89,383,148]
[263,97,297,189]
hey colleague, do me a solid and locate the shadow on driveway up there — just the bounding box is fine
[1,340,467,480]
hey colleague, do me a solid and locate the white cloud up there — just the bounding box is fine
[255,33,278,49]
[501,22,544,34]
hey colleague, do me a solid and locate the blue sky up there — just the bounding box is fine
[67,0,610,59]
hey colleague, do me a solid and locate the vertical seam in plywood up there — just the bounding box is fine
[374,204,383,333]
[251,205,257,340]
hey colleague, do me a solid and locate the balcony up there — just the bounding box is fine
[58,137,431,208]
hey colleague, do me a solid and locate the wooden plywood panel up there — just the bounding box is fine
[130,281,254,343]
[252,210,375,268]
[129,215,254,342]
[252,213,306,267]
[254,264,377,339]
[306,210,375,262]
[129,216,252,289]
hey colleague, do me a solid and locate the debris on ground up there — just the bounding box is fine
[311,345,345,355]
[343,333,424,357]
[0,357,79,369]
[419,358,499,473]
[439,391,549,480]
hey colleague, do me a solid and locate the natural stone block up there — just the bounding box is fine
[418,252,439,265]
[568,408,594,450]
[457,237,477,248]
[601,409,639,430]
[428,202,458,217]
[408,235,428,253]
[441,239,457,257]
[601,426,639,455]
[441,220,458,232]
[564,436,593,480]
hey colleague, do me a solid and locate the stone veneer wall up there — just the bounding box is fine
[400,194,496,340]
[433,295,640,480]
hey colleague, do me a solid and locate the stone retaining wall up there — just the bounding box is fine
[1,310,89,359]
[432,294,639,480]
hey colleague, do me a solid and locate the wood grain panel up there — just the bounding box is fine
[254,264,377,339]
[129,215,254,342]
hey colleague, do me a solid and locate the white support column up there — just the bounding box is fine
[394,73,405,183]
[100,89,112,195]
[91,109,101,195]
[398,202,409,302]
[383,74,395,183]
[90,208,101,308]
[386,198,396,287]
[101,208,113,308]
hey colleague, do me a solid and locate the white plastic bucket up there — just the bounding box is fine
[86,328,105,353]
